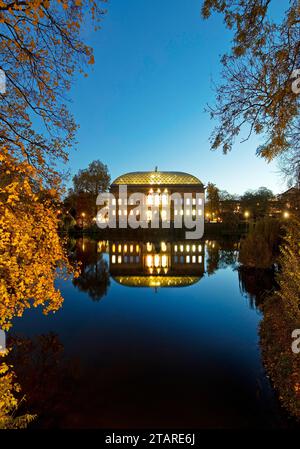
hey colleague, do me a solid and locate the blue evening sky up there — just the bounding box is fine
[67,0,287,194]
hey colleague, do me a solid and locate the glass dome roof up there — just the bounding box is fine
[111,171,203,186]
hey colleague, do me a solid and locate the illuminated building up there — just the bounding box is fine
[109,240,205,288]
[108,170,205,228]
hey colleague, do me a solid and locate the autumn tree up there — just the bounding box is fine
[205,182,220,218]
[202,0,300,163]
[201,0,300,419]
[65,160,110,222]
[240,186,274,219]
[0,1,106,328]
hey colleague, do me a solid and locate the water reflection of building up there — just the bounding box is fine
[109,241,205,288]
[109,170,205,227]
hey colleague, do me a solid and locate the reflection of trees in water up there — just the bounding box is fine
[7,333,81,428]
[238,268,277,309]
[70,238,110,301]
[206,240,239,275]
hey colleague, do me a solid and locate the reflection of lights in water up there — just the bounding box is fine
[146,255,153,267]
[161,241,167,252]
[161,255,167,268]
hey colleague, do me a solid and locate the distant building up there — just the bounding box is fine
[108,170,205,228]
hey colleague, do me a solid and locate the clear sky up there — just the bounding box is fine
[66,0,286,195]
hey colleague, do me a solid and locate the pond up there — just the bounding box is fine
[6,236,298,428]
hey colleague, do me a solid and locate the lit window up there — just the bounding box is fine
[146,255,153,267]
[161,255,167,268]
[198,255,202,263]
[186,245,190,252]
[192,245,196,252]
[118,244,122,253]
[124,245,127,252]
[161,241,167,251]
[112,244,116,252]
[112,210,116,216]
[147,194,153,206]
[130,245,133,253]
[186,255,190,263]
[198,209,202,216]
[117,255,122,264]
[118,209,121,215]
[112,199,116,206]
[136,244,139,252]
[146,242,152,252]
[198,245,202,252]
[186,198,190,205]
[192,198,196,205]
[118,198,122,205]
[192,209,196,216]
[180,245,184,252]
[130,210,133,216]
[112,255,116,264]
[161,210,167,220]
[154,254,160,267]
[174,245,178,252]
[198,198,202,205]
[174,209,178,216]
[192,255,196,263]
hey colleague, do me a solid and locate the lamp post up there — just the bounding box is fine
[244,210,250,232]
[81,212,86,231]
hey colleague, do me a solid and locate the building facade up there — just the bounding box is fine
[106,170,205,230]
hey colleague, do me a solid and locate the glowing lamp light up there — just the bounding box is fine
[283,211,290,219]
[244,211,250,218]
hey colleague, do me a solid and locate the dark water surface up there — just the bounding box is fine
[8,237,297,428]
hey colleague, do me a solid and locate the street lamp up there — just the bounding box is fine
[81,212,85,229]
[283,211,290,219]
